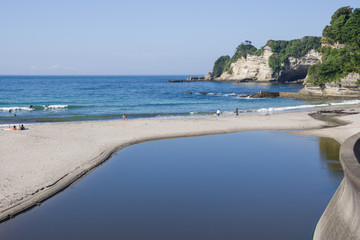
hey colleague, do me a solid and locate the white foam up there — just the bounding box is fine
[223,93,237,97]
[0,107,33,111]
[255,100,360,113]
[329,100,360,106]
[44,105,68,109]
[235,96,266,100]
[222,111,236,116]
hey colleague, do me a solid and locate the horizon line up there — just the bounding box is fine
[0,74,206,77]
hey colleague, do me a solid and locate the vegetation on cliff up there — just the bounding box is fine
[212,37,321,78]
[212,41,257,77]
[307,7,360,84]
[267,36,321,74]
[213,56,230,78]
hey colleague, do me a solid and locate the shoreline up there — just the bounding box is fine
[1,105,360,224]
[2,98,360,126]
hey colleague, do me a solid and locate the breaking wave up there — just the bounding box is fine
[0,105,69,112]
[255,100,360,113]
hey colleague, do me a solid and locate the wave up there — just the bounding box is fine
[223,93,237,97]
[41,105,68,109]
[0,105,69,112]
[1,99,359,123]
[255,100,360,113]
[184,92,266,99]
[0,106,34,112]
[329,100,360,106]
[186,92,236,97]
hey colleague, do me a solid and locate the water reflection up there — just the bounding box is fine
[318,137,343,183]
[318,137,340,162]
[0,131,344,240]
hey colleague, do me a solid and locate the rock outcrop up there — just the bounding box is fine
[186,76,205,81]
[217,46,275,82]
[278,49,321,82]
[210,47,321,83]
[300,73,360,98]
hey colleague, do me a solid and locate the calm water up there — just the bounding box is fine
[0,75,352,124]
[0,131,343,240]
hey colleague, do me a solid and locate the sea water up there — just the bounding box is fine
[1,75,358,124]
[0,131,343,240]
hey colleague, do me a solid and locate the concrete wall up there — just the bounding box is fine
[314,133,360,240]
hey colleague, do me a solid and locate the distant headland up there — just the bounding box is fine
[186,6,360,100]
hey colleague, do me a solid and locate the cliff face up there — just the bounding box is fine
[300,73,360,98]
[217,46,274,82]
[278,49,321,82]
[215,47,321,83]
[300,40,360,98]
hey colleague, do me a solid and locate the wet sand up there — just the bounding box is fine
[1,105,360,222]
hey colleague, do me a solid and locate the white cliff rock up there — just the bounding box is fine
[288,50,321,71]
[279,49,322,82]
[300,73,360,98]
[217,46,274,82]
[216,47,321,82]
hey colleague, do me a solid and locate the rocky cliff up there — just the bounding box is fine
[278,49,321,82]
[304,6,360,98]
[217,46,275,82]
[300,73,360,98]
[212,46,321,83]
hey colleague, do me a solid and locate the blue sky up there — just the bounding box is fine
[0,0,359,75]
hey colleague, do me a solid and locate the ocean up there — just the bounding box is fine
[0,75,358,124]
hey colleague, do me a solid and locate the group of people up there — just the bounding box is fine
[216,108,239,116]
[8,124,25,130]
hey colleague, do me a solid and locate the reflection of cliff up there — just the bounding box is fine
[318,137,342,172]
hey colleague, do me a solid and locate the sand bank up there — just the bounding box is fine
[1,106,360,223]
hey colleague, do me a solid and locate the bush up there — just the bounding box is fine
[212,41,257,77]
[267,36,321,74]
[308,7,360,84]
[213,55,230,77]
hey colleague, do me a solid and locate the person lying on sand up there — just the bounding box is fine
[5,124,25,130]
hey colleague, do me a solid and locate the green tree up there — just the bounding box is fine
[213,55,230,77]
[211,41,258,77]
[267,36,321,74]
[308,6,360,84]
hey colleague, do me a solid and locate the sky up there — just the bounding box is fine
[0,0,359,75]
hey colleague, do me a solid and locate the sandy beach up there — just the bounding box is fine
[1,105,360,223]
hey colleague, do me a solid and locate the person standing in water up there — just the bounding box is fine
[216,109,221,116]
[235,108,239,116]
[122,114,127,120]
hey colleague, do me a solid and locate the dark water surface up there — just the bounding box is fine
[0,131,343,240]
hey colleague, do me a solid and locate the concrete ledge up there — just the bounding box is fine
[314,132,360,239]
